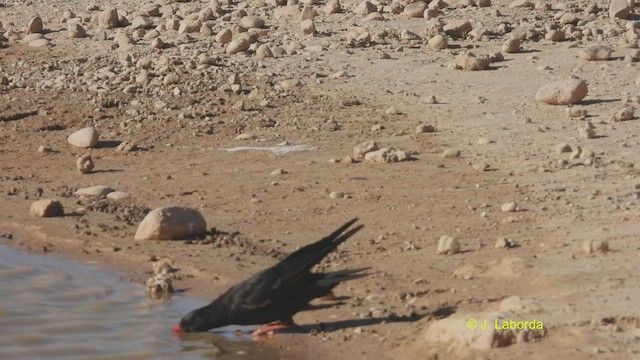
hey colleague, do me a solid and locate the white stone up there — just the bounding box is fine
[134,206,207,240]
[68,127,99,148]
[535,78,588,105]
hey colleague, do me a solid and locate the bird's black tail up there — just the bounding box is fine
[277,219,364,282]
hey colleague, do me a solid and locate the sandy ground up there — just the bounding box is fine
[3,0,640,359]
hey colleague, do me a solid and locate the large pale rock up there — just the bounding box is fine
[609,0,631,19]
[99,8,119,29]
[535,79,588,105]
[578,45,612,61]
[29,199,64,218]
[134,206,207,240]
[68,127,99,148]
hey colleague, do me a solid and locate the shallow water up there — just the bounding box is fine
[0,240,278,360]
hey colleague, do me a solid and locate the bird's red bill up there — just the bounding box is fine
[172,325,183,334]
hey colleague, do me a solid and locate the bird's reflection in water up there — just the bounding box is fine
[175,327,279,360]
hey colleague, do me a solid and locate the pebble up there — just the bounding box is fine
[226,38,250,55]
[477,137,493,145]
[579,123,596,139]
[324,0,342,14]
[270,168,287,176]
[23,33,42,43]
[241,16,265,29]
[256,45,273,58]
[146,273,174,295]
[614,106,635,121]
[437,235,460,255]
[151,38,165,49]
[566,108,587,118]
[569,146,582,160]
[29,199,64,218]
[444,20,473,38]
[442,149,461,158]
[364,148,408,163]
[216,29,233,44]
[134,206,207,240]
[609,0,631,19]
[495,237,516,249]
[385,106,398,115]
[329,191,345,199]
[502,38,521,53]
[75,186,114,197]
[428,35,447,50]
[68,23,86,38]
[300,19,316,35]
[456,52,491,71]
[38,146,53,153]
[501,202,517,212]
[582,240,609,254]
[28,39,50,48]
[555,143,572,154]
[578,45,612,61]
[68,127,99,148]
[76,154,95,174]
[354,1,377,15]
[281,79,302,89]
[353,140,379,159]
[106,191,131,200]
[403,2,426,18]
[545,30,565,42]
[416,124,435,133]
[27,16,43,34]
[98,8,119,29]
[424,95,438,104]
[535,78,588,105]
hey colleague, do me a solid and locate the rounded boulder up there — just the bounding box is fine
[134,206,207,240]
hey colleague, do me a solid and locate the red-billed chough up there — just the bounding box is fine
[173,218,366,336]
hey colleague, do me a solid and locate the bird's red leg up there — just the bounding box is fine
[251,319,295,337]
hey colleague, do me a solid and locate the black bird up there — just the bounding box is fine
[173,219,366,336]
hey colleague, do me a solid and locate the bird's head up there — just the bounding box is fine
[173,304,227,333]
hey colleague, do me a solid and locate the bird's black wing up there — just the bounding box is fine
[224,219,363,314]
